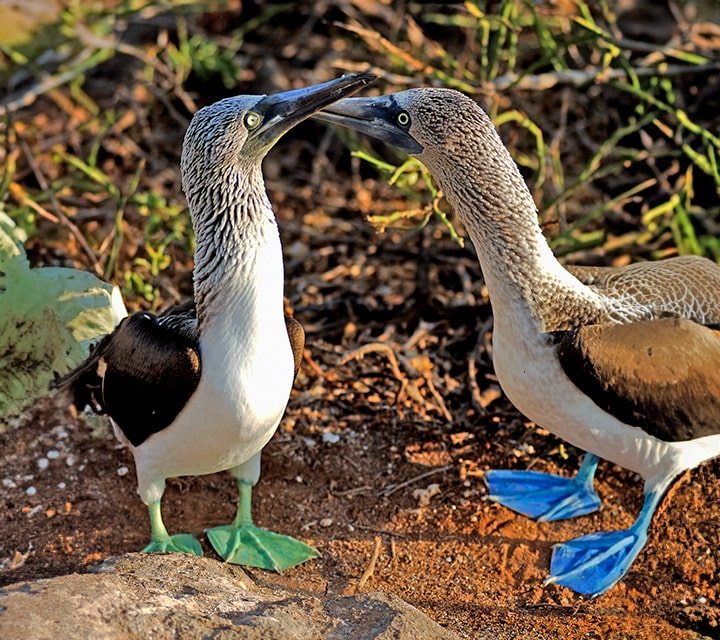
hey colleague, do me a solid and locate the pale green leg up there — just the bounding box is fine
[206,471,318,572]
[141,500,203,556]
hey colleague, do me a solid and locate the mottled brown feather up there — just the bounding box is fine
[566,256,720,326]
[284,315,305,380]
[553,317,720,441]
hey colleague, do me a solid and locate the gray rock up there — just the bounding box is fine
[0,553,459,639]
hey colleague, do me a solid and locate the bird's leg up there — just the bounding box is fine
[485,453,601,521]
[141,500,203,556]
[206,454,318,572]
[546,475,672,596]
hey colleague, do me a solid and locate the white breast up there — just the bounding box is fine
[131,228,294,505]
[491,308,720,483]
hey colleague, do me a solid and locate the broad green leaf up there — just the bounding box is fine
[0,221,126,421]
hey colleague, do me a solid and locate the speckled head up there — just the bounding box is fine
[314,88,499,156]
[312,88,523,195]
[180,73,377,202]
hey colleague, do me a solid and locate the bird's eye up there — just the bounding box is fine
[397,111,410,127]
[244,112,261,129]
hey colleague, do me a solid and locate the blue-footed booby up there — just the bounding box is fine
[314,88,720,595]
[54,73,377,571]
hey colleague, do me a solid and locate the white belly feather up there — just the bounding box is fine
[130,226,295,505]
[492,311,720,483]
[131,322,294,505]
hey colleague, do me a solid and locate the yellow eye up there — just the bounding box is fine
[244,112,261,129]
[397,111,410,126]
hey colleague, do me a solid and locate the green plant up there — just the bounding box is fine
[339,0,720,261]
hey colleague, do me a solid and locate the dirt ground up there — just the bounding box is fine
[2,2,720,639]
[3,207,720,637]
[2,367,720,639]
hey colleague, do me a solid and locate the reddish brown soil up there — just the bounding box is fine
[2,2,719,638]
[2,226,719,637]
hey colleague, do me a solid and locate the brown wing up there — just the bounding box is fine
[54,306,201,447]
[285,315,304,380]
[553,317,720,442]
[567,256,720,326]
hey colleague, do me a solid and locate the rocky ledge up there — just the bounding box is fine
[0,553,459,639]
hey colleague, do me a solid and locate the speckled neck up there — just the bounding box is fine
[416,104,603,332]
[187,163,284,336]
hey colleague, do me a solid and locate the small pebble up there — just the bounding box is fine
[698,596,707,604]
[117,466,129,476]
[26,486,37,496]
[413,483,441,507]
[322,432,340,444]
[65,454,76,467]
[319,517,333,527]
[47,450,60,460]
[2,478,17,489]
[57,482,66,490]
[37,458,49,471]
[52,426,69,439]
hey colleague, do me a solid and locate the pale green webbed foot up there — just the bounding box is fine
[142,500,203,556]
[142,533,203,555]
[207,522,319,571]
[206,480,318,571]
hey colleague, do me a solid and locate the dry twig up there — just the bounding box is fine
[15,135,103,275]
[380,464,452,497]
[354,535,382,593]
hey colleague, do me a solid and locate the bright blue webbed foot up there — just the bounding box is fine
[545,525,647,596]
[207,479,318,572]
[485,453,601,521]
[207,523,319,571]
[545,480,668,596]
[142,500,203,556]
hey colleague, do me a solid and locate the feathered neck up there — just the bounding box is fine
[187,163,283,334]
[420,106,603,331]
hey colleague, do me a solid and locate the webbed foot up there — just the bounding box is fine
[142,500,203,556]
[207,523,318,571]
[485,453,600,521]
[142,533,203,556]
[545,478,669,596]
[546,526,647,596]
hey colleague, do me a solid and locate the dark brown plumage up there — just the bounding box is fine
[553,318,720,442]
[55,302,305,448]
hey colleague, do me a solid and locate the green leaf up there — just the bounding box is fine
[0,222,126,421]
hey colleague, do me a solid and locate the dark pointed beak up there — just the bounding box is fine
[312,96,424,155]
[255,73,378,144]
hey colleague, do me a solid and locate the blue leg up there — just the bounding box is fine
[485,453,601,521]
[546,477,670,596]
